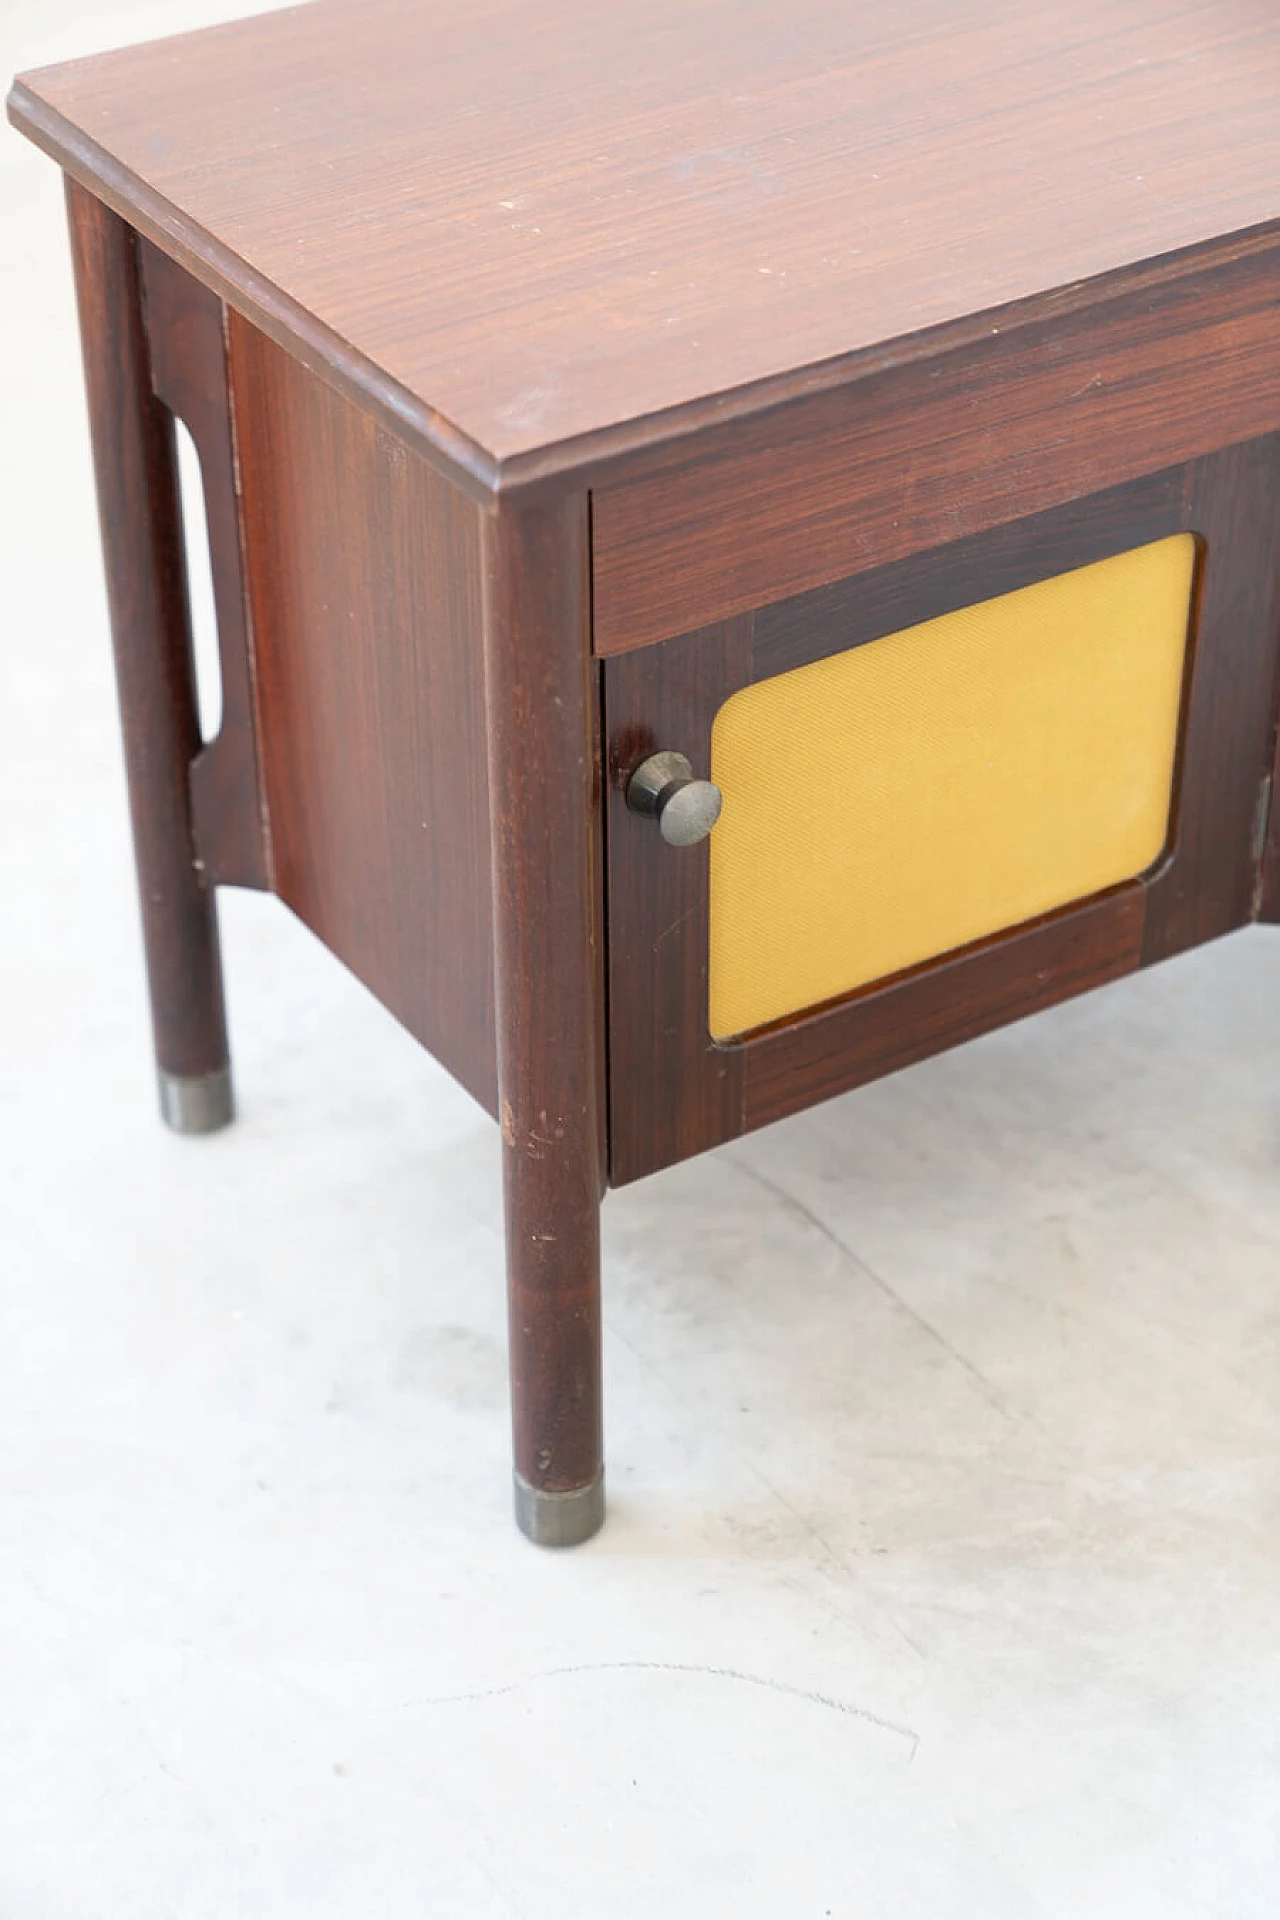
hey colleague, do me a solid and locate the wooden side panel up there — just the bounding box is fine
[228,315,498,1114]
[592,245,1280,654]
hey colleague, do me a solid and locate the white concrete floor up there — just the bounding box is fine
[4,4,1280,1913]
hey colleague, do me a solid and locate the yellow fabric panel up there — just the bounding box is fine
[708,534,1196,1040]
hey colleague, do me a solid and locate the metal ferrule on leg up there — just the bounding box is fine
[157,1065,235,1135]
[513,1470,606,1549]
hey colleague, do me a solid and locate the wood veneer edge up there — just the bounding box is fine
[7,83,502,505]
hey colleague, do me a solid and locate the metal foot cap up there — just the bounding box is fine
[513,1469,605,1547]
[158,1065,235,1135]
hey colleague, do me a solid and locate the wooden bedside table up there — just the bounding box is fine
[10,0,1280,1544]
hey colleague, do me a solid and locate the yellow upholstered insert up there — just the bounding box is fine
[708,534,1196,1040]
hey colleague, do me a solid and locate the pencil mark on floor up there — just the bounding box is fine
[723,1152,1014,1421]
[417,1660,919,1755]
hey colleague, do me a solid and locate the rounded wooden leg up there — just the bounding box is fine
[65,180,233,1133]
[483,496,606,1546]
[502,1122,604,1546]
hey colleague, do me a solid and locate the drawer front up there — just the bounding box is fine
[591,241,1280,657]
[604,440,1280,1185]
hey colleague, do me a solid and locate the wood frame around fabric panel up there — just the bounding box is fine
[605,440,1280,1186]
[1141,438,1280,962]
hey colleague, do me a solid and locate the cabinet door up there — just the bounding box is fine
[603,440,1280,1185]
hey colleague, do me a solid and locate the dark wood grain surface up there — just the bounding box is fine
[12,0,1280,493]
[607,448,1279,1184]
[1141,437,1280,963]
[604,618,751,1183]
[481,497,605,1498]
[592,243,1280,652]
[1260,745,1280,924]
[140,240,271,892]
[65,179,231,1085]
[228,314,499,1114]
[742,889,1147,1149]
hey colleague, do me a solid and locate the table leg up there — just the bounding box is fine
[65,180,232,1134]
[482,497,605,1546]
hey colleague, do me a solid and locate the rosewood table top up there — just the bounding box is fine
[11,0,1280,495]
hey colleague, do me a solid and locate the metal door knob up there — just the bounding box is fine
[626,751,723,846]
